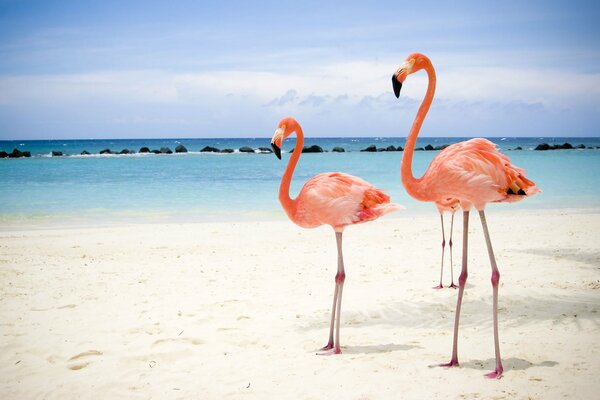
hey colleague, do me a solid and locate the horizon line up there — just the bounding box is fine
[2,135,600,141]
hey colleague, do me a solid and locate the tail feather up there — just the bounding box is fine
[355,188,403,223]
[499,164,541,203]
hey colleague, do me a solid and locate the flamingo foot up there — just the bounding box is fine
[433,284,444,289]
[319,342,334,351]
[449,283,458,289]
[440,358,459,368]
[485,367,503,379]
[317,347,342,356]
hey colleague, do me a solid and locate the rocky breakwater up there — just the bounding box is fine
[0,149,32,158]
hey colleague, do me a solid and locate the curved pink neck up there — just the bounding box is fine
[279,125,304,217]
[401,59,436,201]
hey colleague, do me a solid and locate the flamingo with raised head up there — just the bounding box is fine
[392,53,540,378]
[270,116,402,355]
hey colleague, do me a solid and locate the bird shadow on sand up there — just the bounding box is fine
[342,343,421,355]
[297,291,599,333]
[429,357,558,373]
[517,247,600,268]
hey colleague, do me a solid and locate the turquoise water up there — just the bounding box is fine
[1,137,599,224]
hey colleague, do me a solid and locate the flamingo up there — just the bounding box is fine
[392,53,540,378]
[270,116,402,355]
[434,199,459,289]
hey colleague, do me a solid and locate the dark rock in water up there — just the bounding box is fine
[160,147,173,154]
[201,146,220,152]
[385,145,397,152]
[99,148,112,154]
[424,144,435,151]
[576,144,585,149]
[0,151,8,158]
[119,149,134,154]
[220,148,234,153]
[139,147,151,153]
[332,147,345,152]
[361,145,377,152]
[81,150,91,155]
[302,145,324,153]
[9,148,24,158]
[534,143,550,150]
[239,146,255,153]
[257,147,273,153]
[52,151,63,156]
[151,149,161,154]
[434,144,449,151]
[415,147,424,151]
[8,149,31,158]
[514,146,522,150]
[396,145,403,151]
[175,144,188,153]
[560,142,573,149]
[377,147,386,152]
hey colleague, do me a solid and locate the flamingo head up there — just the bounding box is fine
[392,53,429,98]
[271,116,298,160]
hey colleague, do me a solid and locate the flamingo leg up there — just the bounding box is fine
[319,231,345,355]
[448,212,457,289]
[478,210,504,379]
[441,210,469,368]
[434,213,445,289]
[321,284,338,351]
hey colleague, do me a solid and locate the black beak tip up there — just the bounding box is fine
[392,75,402,98]
[271,143,281,160]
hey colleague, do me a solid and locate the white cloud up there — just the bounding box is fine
[1,58,599,138]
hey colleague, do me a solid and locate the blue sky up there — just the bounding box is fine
[0,0,599,139]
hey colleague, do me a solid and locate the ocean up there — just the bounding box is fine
[1,137,600,225]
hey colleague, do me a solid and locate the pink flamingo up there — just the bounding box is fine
[433,199,459,289]
[392,53,540,378]
[270,116,402,355]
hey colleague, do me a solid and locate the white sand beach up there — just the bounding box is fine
[1,210,599,399]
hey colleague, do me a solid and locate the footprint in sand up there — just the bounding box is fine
[152,337,204,347]
[67,350,103,370]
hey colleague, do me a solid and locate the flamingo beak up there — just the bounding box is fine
[271,143,282,160]
[392,74,402,98]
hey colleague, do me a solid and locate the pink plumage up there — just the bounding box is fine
[423,138,540,210]
[294,172,402,231]
[270,116,401,355]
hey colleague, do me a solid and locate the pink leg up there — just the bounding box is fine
[434,213,445,289]
[478,210,504,379]
[441,210,469,368]
[448,213,458,289]
[319,231,345,355]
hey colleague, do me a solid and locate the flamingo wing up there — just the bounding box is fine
[428,139,540,207]
[295,172,401,229]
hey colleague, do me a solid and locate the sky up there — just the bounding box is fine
[0,0,599,139]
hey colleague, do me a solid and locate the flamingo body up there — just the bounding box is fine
[422,138,540,210]
[292,172,401,231]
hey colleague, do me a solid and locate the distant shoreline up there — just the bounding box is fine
[2,138,599,158]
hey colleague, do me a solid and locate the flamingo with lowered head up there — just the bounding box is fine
[270,116,402,355]
[392,53,540,378]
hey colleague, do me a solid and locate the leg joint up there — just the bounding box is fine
[335,272,346,284]
[491,270,500,286]
[458,272,468,286]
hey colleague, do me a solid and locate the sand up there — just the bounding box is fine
[1,210,599,399]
